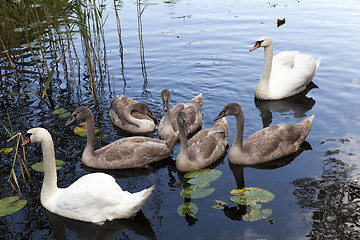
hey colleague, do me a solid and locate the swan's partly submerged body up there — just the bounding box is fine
[109,95,156,134]
[176,112,228,172]
[66,106,177,169]
[158,89,203,141]
[250,36,321,100]
[22,127,154,224]
[215,103,314,165]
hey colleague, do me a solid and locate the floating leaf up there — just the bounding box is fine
[212,200,228,209]
[31,160,65,172]
[0,196,27,217]
[58,112,71,118]
[277,18,286,27]
[180,183,214,199]
[74,122,100,136]
[52,108,67,115]
[177,202,198,216]
[0,148,13,157]
[184,169,222,186]
[230,187,275,206]
[242,208,272,222]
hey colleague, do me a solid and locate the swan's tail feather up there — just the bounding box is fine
[189,93,203,107]
[315,58,321,71]
[214,117,228,138]
[296,114,314,141]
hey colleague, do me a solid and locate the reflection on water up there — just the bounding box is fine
[292,135,360,238]
[44,208,156,240]
[254,82,317,127]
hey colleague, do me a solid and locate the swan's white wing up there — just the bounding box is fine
[54,173,133,222]
[271,51,298,77]
[270,51,318,98]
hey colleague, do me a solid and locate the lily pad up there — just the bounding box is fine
[230,187,275,207]
[184,169,222,186]
[52,108,67,115]
[212,200,228,209]
[0,196,27,217]
[74,122,100,136]
[59,112,71,118]
[31,160,65,172]
[177,202,198,216]
[242,208,273,222]
[180,183,214,199]
[0,148,13,157]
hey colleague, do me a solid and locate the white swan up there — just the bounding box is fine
[22,127,154,224]
[158,89,203,141]
[176,112,228,172]
[250,36,321,100]
[66,106,177,169]
[109,95,156,134]
[214,103,314,165]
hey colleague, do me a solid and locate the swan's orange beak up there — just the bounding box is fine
[249,42,261,52]
[22,134,31,147]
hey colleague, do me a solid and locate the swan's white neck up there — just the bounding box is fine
[124,104,154,131]
[176,119,191,171]
[40,136,58,204]
[255,44,273,96]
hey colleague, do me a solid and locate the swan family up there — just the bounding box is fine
[22,36,319,224]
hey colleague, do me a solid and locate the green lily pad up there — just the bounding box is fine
[177,202,198,216]
[59,112,71,118]
[242,208,272,222]
[31,160,65,172]
[74,122,100,136]
[230,187,275,206]
[180,183,214,199]
[184,169,222,185]
[0,148,13,157]
[52,108,67,115]
[212,200,228,209]
[0,196,27,217]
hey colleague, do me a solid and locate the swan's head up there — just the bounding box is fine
[22,127,51,146]
[133,102,158,122]
[214,103,243,121]
[66,106,92,126]
[177,112,190,134]
[161,89,171,112]
[249,36,272,52]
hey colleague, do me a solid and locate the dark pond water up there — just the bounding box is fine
[1,0,360,239]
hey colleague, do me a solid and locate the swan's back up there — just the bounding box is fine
[91,137,173,169]
[186,117,228,169]
[243,115,314,163]
[270,52,321,99]
[53,172,154,223]
[109,95,155,133]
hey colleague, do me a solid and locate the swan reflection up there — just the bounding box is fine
[44,208,157,240]
[255,82,317,127]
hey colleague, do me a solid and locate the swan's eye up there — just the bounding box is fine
[255,40,264,46]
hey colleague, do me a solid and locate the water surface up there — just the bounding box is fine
[1,0,360,239]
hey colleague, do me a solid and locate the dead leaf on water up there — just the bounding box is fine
[277,18,286,27]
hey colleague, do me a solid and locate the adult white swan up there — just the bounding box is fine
[250,36,321,100]
[22,127,154,224]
